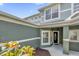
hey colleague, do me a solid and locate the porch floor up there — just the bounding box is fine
[42,45,79,56]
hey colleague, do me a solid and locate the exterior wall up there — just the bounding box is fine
[0,20,40,48]
[60,3,71,11]
[26,3,79,25]
[69,25,79,51]
[25,3,79,25]
[21,39,40,48]
[39,3,72,24]
[69,42,79,51]
[60,3,72,20]
[60,10,71,20]
[25,13,43,25]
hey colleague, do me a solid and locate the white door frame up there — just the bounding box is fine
[41,30,50,45]
[52,31,59,44]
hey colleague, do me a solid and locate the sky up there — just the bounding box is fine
[0,3,48,18]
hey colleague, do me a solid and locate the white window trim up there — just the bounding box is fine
[41,30,51,45]
[44,8,51,21]
[60,8,71,13]
[58,4,61,19]
[72,3,79,13]
[71,3,74,14]
[44,4,72,22]
[44,5,60,22]
[69,29,79,41]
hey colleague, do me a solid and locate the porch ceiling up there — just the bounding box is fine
[39,19,79,28]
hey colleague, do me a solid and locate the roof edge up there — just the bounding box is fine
[0,11,39,28]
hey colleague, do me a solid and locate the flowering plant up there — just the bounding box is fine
[4,41,20,48]
[1,41,35,56]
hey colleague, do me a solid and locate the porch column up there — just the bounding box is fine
[63,26,69,54]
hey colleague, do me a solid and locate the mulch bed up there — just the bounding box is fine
[34,48,51,56]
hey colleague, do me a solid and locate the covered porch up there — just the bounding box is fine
[41,25,79,54]
[40,26,68,54]
[40,11,79,54]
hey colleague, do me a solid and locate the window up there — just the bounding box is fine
[31,18,33,20]
[45,8,51,20]
[69,31,77,40]
[45,6,59,20]
[38,16,41,18]
[35,17,38,19]
[73,3,79,12]
[43,32,49,43]
[69,30,79,40]
[52,8,58,19]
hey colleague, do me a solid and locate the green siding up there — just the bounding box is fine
[0,21,40,47]
[60,3,71,20]
[69,42,79,51]
[69,25,79,29]
[21,39,40,48]
[60,3,71,11]
[60,10,71,20]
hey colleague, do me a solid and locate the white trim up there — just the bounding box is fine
[51,7,52,19]
[63,39,70,42]
[44,5,60,22]
[69,40,79,42]
[71,3,74,14]
[70,29,79,31]
[41,30,50,45]
[58,4,61,19]
[72,3,79,13]
[60,9,71,13]
[52,31,59,44]
[65,11,79,21]
[17,37,40,43]
[0,37,40,47]
[44,9,46,22]
[44,7,51,22]
[0,16,38,28]
[63,39,79,43]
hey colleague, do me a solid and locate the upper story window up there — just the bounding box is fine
[73,3,79,12]
[45,5,59,20]
[45,8,51,20]
[31,18,33,20]
[52,7,58,19]
[35,17,38,19]
[38,16,41,18]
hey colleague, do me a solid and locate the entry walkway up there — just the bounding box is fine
[42,45,79,56]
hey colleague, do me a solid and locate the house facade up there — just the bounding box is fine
[0,3,79,54]
[25,3,79,54]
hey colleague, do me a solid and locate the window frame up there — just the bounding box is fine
[73,3,79,13]
[69,30,79,41]
[45,8,51,20]
[44,4,60,22]
[51,5,60,19]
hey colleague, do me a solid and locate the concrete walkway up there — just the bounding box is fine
[42,45,79,56]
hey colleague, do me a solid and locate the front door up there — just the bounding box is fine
[41,30,50,45]
[53,31,59,44]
